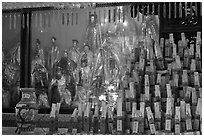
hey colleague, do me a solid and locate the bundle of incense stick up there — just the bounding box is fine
[93,104,99,134]
[100,101,107,134]
[84,102,91,133]
[70,108,78,134]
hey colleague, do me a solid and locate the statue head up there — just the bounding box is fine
[51,36,56,44]
[84,44,90,53]
[90,14,97,24]
[72,40,78,48]
[63,50,68,57]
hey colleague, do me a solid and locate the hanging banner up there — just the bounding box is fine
[27,13,29,28]
[9,14,12,30]
[52,11,56,27]
[114,8,116,22]
[76,12,78,25]
[35,13,38,28]
[22,14,25,29]
[67,12,69,26]
[152,3,155,15]
[190,2,193,17]
[71,12,74,26]
[195,2,198,16]
[118,8,121,23]
[98,9,101,24]
[110,8,114,23]
[123,7,125,23]
[158,4,160,19]
[169,2,171,19]
[46,12,49,28]
[174,2,177,18]
[104,9,106,24]
[108,9,111,23]
[39,13,42,28]
[163,3,166,19]
[14,13,16,30]
[62,12,65,25]
[200,2,202,16]
[147,4,150,16]
[137,5,139,21]
[43,13,46,29]
[132,5,135,18]
[185,2,187,17]
[179,2,182,18]
[48,12,51,28]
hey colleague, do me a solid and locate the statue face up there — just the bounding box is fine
[73,42,77,47]
[51,38,55,44]
[84,46,89,53]
[91,16,95,23]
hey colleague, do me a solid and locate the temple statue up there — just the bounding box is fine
[47,37,60,79]
[84,13,102,54]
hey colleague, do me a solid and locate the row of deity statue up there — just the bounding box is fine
[31,13,103,108]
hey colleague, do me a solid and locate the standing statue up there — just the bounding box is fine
[70,40,80,65]
[48,37,60,79]
[84,13,102,54]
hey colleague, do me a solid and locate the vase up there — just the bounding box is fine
[15,88,38,134]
